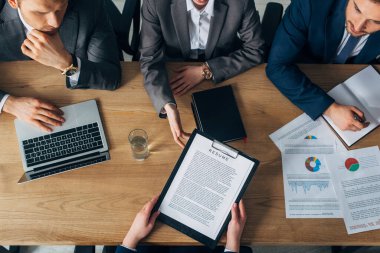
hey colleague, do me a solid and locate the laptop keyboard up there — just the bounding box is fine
[29,154,108,180]
[22,122,104,167]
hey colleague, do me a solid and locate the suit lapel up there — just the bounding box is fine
[205,0,228,59]
[324,0,347,63]
[354,31,380,63]
[0,2,28,60]
[59,3,78,54]
[171,0,191,58]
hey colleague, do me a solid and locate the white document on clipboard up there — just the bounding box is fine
[158,132,257,241]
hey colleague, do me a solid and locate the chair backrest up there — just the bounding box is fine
[261,2,284,61]
[105,0,141,60]
[0,0,5,12]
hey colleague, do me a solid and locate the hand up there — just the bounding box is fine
[3,96,65,132]
[225,200,247,252]
[324,102,369,131]
[21,29,72,71]
[170,65,204,96]
[122,196,161,249]
[164,103,191,148]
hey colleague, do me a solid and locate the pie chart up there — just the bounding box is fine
[305,157,321,172]
[345,158,360,172]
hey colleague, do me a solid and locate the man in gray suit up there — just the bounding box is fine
[140,0,265,147]
[0,0,121,132]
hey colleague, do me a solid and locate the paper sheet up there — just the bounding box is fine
[281,140,342,218]
[326,146,380,234]
[270,113,346,152]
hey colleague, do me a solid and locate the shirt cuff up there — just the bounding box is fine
[120,245,137,252]
[68,57,81,87]
[224,248,234,252]
[0,94,10,114]
[160,102,177,115]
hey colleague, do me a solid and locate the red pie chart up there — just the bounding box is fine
[345,158,360,172]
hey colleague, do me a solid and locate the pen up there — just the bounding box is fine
[353,112,364,123]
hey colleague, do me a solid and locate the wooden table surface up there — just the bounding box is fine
[0,61,379,246]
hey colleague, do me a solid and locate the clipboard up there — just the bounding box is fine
[153,129,260,249]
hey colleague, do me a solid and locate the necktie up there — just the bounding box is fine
[334,35,361,64]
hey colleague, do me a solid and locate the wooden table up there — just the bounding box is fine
[0,61,379,246]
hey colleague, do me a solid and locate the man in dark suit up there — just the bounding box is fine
[266,0,380,132]
[114,196,250,253]
[0,0,121,132]
[140,0,265,148]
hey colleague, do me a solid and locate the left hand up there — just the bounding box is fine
[21,29,72,71]
[122,195,161,249]
[170,65,204,96]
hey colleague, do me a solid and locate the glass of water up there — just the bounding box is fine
[128,129,149,161]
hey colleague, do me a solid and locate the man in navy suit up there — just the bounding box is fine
[266,0,380,131]
[115,196,251,253]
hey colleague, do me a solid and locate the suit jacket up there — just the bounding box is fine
[266,0,380,120]
[140,0,265,114]
[0,0,121,101]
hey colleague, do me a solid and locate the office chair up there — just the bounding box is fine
[105,0,141,61]
[261,2,284,62]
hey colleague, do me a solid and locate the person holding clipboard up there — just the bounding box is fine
[115,196,252,253]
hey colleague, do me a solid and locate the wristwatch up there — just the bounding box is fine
[61,54,79,77]
[201,62,213,80]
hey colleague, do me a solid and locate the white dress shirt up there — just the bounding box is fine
[0,9,81,114]
[336,27,369,58]
[186,0,215,59]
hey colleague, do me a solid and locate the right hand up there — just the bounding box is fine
[226,200,247,252]
[3,96,65,132]
[324,102,369,132]
[164,103,191,148]
[122,195,161,249]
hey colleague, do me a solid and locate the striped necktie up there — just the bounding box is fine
[334,35,361,64]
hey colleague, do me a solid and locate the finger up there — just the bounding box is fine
[30,119,53,133]
[173,135,185,148]
[21,43,35,58]
[351,120,365,130]
[176,84,193,96]
[148,210,160,226]
[35,114,63,127]
[173,82,188,95]
[23,39,37,53]
[26,33,40,47]
[173,66,188,73]
[239,200,247,222]
[171,80,186,91]
[169,74,184,85]
[350,106,365,120]
[347,124,361,132]
[179,131,191,140]
[38,108,65,123]
[38,101,64,115]
[144,196,159,213]
[30,29,47,42]
[231,203,238,221]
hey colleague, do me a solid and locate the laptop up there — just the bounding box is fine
[14,99,110,183]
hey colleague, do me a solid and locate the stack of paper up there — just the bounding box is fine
[270,114,380,234]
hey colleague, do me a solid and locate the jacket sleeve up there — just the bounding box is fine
[139,0,176,115]
[265,0,334,120]
[68,0,121,91]
[116,245,136,253]
[207,0,265,83]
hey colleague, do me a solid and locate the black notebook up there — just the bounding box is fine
[191,85,247,142]
[153,130,259,249]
